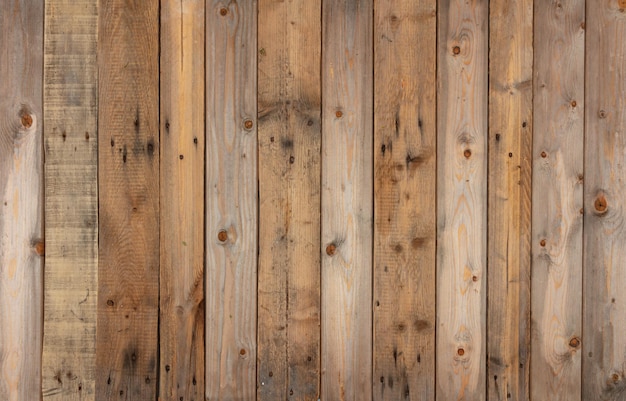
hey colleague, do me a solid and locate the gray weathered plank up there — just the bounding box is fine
[531,0,585,399]
[42,0,98,399]
[0,2,44,400]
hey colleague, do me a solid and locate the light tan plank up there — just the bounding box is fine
[0,2,44,400]
[321,0,373,399]
[583,2,626,399]
[531,1,585,399]
[95,0,160,398]
[257,0,321,400]
[487,0,533,399]
[42,1,98,399]
[436,0,488,399]
[373,0,436,400]
[159,1,205,400]
[205,1,258,399]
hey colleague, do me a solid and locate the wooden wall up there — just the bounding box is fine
[1,0,625,400]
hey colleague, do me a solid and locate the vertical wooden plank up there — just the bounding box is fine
[257,0,321,400]
[160,1,205,400]
[531,1,584,399]
[95,0,160,398]
[487,0,533,399]
[373,0,436,400]
[0,3,44,401]
[42,1,98,399]
[205,1,258,399]
[583,2,626,399]
[321,1,373,400]
[436,0,488,399]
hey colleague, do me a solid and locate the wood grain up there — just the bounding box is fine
[205,1,258,399]
[531,1,585,399]
[373,0,436,400]
[436,0,488,399]
[95,0,160,399]
[257,0,321,400]
[583,2,626,399]
[159,1,205,400]
[321,1,373,400]
[0,3,44,401]
[487,0,533,399]
[42,1,98,399]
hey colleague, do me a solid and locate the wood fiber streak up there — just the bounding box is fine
[42,1,98,400]
[373,0,436,400]
[95,0,160,399]
[436,0,488,399]
[0,2,44,401]
[160,0,205,400]
[583,2,626,400]
[531,0,584,399]
[205,1,258,399]
[487,0,533,399]
[321,0,373,400]
[257,0,321,400]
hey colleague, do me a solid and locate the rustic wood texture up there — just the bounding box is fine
[95,0,160,399]
[436,0,488,399]
[205,1,258,399]
[159,1,205,400]
[487,0,533,399]
[42,1,98,399]
[257,0,321,400]
[373,0,436,399]
[531,1,585,399]
[0,3,44,401]
[321,1,373,400]
[583,2,626,399]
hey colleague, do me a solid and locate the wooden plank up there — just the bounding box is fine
[321,0,373,399]
[436,0,488,399]
[95,0,160,398]
[205,1,258,399]
[0,3,44,401]
[531,1,585,399]
[159,1,205,400]
[583,3,626,399]
[487,0,533,399]
[42,1,98,399]
[257,0,321,400]
[372,0,436,400]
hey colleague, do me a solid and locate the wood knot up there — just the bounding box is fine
[217,230,228,242]
[540,239,546,247]
[452,46,461,55]
[335,110,343,118]
[326,243,337,256]
[595,194,608,213]
[21,113,33,128]
[569,337,581,348]
[464,149,471,158]
[219,7,228,16]
[244,119,254,130]
[457,348,465,356]
[541,151,547,158]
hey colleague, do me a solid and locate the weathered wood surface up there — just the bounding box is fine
[373,0,436,400]
[205,1,258,399]
[321,0,373,400]
[531,1,585,399]
[436,0,488,399]
[257,0,321,400]
[583,2,626,400]
[487,0,533,399]
[42,1,98,400]
[95,0,160,399]
[0,2,44,401]
[159,1,205,400]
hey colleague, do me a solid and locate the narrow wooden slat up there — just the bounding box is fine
[530,1,585,399]
[257,0,321,400]
[205,1,258,399]
[373,0,436,399]
[321,1,373,399]
[95,0,160,398]
[436,0,488,399]
[0,3,44,401]
[159,1,205,400]
[42,1,98,399]
[583,3,626,399]
[487,0,533,399]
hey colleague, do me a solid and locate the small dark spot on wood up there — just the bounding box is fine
[165,365,171,372]
[540,239,546,247]
[179,154,184,160]
[134,107,140,132]
[404,384,410,398]
[269,371,273,377]
[54,371,62,384]
[375,300,380,307]
[62,131,67,141]
[165,120,170,132]
[495,133,501,141]
[380,376,385,383]
[120,390,124,396]
[193,137,198,144]
[411,237,426,249]
[612,298,616,303]
[571,100,577,108]
[192,376,196,385]
[122,146,127,163]
[522,121,527,128]
[398,323,406,332]
[393,348,398,364]
[381,144,386,154]
[326,243,337,256]
[415,319,430,331]
[107,299,114,307]
[131,353,136,362]
[507,393,511,398]
[394,244,403,253]
[78,384,82,391]
[145,377,150,384]
[599,110,607,119]
[220,7,228,16]
[107,376,111,385]
[418,119,423,128]
[270,136,275,143]
[289,389,294,396]
[147,141,154,155]
[111,137,115,147]
[281,137,294,149]
[335,110,343,118]
[508,152,513,158]
[307,356,312,362]
[289,156,295,164]
[85,132,90,140]
[307,120,313,126]
[384,266,388,272]
[417,354,421,363]
[541,151,547,158]
[66,372,73,378]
